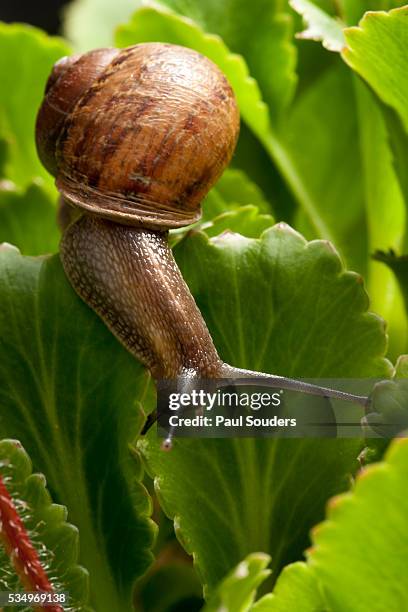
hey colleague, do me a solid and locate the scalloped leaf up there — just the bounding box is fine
[202,205,274,239]
[342,6,408,134]
[175,225,390,378]
[138,223,391,595]
[0,181,60,255]
[197,437,408,610]
[0,248,156,611]
[290,0,346,51]
[251,562,324,611]
[0,438,90,610]
[309,438,408,611]
[0,23,70,192]
[203,553,271,612]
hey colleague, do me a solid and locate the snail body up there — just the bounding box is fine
[37,42,238,380]
[36,43,368,438]
[61,216,222,379]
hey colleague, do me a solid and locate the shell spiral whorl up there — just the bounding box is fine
[36,43,240,229]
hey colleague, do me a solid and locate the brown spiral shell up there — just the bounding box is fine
[36,43,240,229]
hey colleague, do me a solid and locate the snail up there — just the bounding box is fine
[35,43,368,443]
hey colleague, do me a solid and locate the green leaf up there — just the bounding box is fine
[0,181,60,255]
[211,438,408,611]
[239,9,297,123]
[139,436,359,599]
[293,17,338,98]
[382,108,408,247]
[0,137,7,175]
[176,225,390,377]
[353,79,407,357]
[194,557,322,612]
[395,354,408,378]
[251,562,324,611]
[0,438,90,610]
[0,247,155,611]
[290,0,346,52]
[171,169,274,242]
[282,4,408,355]
[342,6,408,134]
[230,123,296,222]
[116,5,271,143]
[282,65,367,275]
[212,169,272,214]
[63,0,142,51]
[202,0,297,122]
[202,168,272,222]
[363,353,408,438]
[309,438,408,611]
[0,23,70,192]
[202,206,274,239]
[365,376,408,437]
[338,0,402,26]
[210,438,408,611]
[138,223,391,595]
[203,553,271,612]
[374,250,408,326]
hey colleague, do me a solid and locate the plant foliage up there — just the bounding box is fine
[0,1,408,610]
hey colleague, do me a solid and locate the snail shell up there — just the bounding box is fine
[36,43,240,229]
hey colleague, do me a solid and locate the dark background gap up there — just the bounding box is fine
[0,0,70,34]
